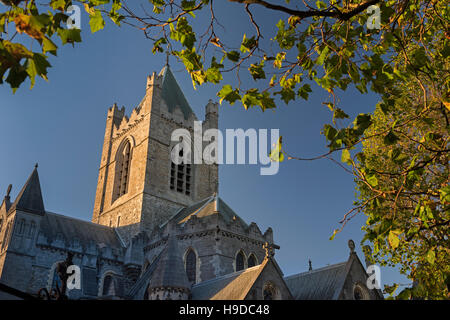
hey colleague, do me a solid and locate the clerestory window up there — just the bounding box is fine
[185,249,197,283]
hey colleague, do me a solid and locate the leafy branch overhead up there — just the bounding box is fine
[1,0,449,299]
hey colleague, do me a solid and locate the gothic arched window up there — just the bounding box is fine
[185,249,197,283]
[353,283,370,300]
[113,140,132,202]
[102,275,114,296]
[263,282,278,300]
[170,147,191,196]
[248,254,257,268]
[236,251,245,272]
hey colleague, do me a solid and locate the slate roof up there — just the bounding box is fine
[159,66,194,120]
[165,195,248,229]
[191,259,267,300]
[39,212,123,249]
[148,235,190,290]
[284,261,348,300]
[10,166,45,215]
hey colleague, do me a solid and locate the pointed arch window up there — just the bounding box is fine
[248,254,257,268]
[102,275,114,296]
[185,249,197,283]
[263,282,278,300]
[113,139,132,202]
[236,251,245,272]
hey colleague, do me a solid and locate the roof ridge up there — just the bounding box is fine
[284,261,347,279]
[45,211,115,230]
[193,263,264,289]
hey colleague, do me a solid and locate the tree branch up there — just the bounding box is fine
[228,0,381,20]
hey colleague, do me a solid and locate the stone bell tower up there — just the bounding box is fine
[92,66,219,243]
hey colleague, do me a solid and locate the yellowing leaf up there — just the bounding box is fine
[388,230,400,249]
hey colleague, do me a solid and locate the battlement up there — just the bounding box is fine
[108,103,125,118]
[146,71,164,88]
[205,99,219,116]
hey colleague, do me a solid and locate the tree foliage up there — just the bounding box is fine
[1,0,449,298]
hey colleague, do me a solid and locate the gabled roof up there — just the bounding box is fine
[165,195,248,229]
[159,66,194,120]
[148,235,190,290]
[284,261,348,300]
[10,166,45,215]
[191,259,268,300]
[39,212,123,249]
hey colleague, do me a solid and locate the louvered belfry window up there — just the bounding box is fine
[170,148,191,196]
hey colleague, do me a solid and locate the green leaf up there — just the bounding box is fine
[383,130,399,145]
[316,45,330,65]
[323,124,337,141]
[240,34,257,53]
[217,85,240,105]
[25,53,51,88]
[226,50,240,62]
[341,149,352,165]
[275,87,295,104]
[42,37,57,55]
[366,174,378,187]
[205,66,222,83]
[248,62,266,80]
[89,10,105,33]
[388,230,400,249]
[269,136,284,162]
[333,108,349,119]
[298,83,312,100]
[50,0,67,10]
[181,0,197,10]
[316,0,326,9]
[353,113,372,133]
[57,28,82,45]
[426,250,435,265]
[5,65,28,93]
[439,186,450,204]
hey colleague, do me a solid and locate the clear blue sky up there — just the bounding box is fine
[0,1,408,290]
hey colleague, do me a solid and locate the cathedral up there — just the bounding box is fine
[0,65,382,300]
